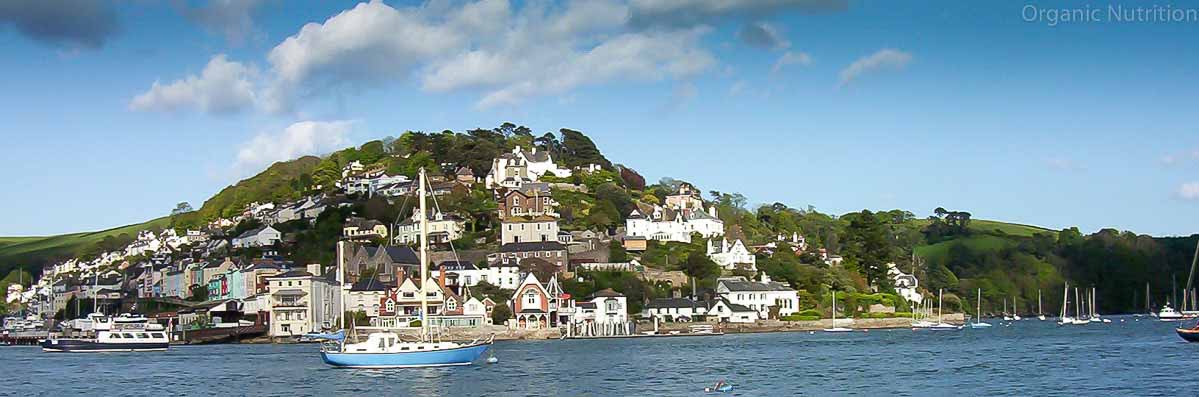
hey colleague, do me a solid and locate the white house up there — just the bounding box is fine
[513,147,572,179]
[707,238,756,271]
[267,265,341,337]
[707,298,760,323]
[643,297,708,322]
[625,204,723,243]
[484,147,571,189]
[887,263,923,305]
[500,217,560,244]
[571,288,630,336]
[716,274,798,320]
[394,210,465,245]
[232,226,281,249]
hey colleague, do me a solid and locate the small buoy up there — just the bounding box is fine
[809,331,815,335]
[487,356,499,364]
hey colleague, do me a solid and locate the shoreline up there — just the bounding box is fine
[167,314,969,345]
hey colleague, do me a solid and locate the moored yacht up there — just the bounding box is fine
[1159,303,1184,321]
[41,313,169,352]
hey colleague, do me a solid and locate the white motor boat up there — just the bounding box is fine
[1159,303,1184,321]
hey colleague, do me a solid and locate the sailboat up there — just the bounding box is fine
[1037,290,1047,321]
[1002,299,1013,321]
[1089,287,1110,323]
[824,290,853,332]
[930,289,961,331]
[1071,288,1089,325]
[1058,282,1076,326]
[1011,296,1022,321]
[320,168,492,368]
[969,288,992,329]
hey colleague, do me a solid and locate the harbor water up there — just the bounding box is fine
[6,316,1199,396]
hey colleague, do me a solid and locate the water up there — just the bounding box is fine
[6,317,1199,396]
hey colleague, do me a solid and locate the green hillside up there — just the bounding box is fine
[0,217,171,273]
[911,218,1055,238]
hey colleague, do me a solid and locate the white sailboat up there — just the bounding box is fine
[1071,288,1088,325]
[1058,282,1076,325]
[824,290,853,332]
[319,168,492,368]
[1002,299,1013,321]
[969,288,992,329]
[1037,289,1047,321]
[931,289,961,331]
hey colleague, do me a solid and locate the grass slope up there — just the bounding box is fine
[0,217,171,271]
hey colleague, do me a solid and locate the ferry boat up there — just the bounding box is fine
[41,313,169,353]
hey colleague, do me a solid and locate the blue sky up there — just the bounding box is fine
[1,0,1197,237]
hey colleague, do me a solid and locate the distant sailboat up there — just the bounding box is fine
[931,289,961,331]
[1037,290,1047,321]
[824,290,852,333]
[1058,282,1076,326]
[1002,299,1013,321]
[1011,296,1022,321]
[969,288,992,329]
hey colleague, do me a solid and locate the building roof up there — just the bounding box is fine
[718,277,794,292]
[719,298,755,313]
[269,270,313,279]
[499,241,566,253]
[587,288,624,299]
[273,289,308,297]
[377,246,419,264]
[646,298,702,309]
[438,261,477,271]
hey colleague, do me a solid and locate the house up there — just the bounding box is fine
[509,273,573,329]
[343,217,388,242]
[241,259,288,296]
[344,244,419,283]
[347,278,390,317]
[716,274,799,320]
[625,204,723,243]
[393,210,465,246]
[232,226,281,248]
[512,147,572,179]
[500,216,560,244]
[267,264,341,337]
[707,238,757,271]
[201,258,239,286]
[455,167,476,185]
[644,298,709,322]
[493,241,568,270]
[485,151,533,189]
[497,184,558,220]
[377,276,445,319]
[887,263,923,305]
[579,289,628,326]
[664,182,704,210]
[707,298,760,323]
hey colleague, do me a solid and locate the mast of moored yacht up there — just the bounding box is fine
[976,288,982,324]
[938,289,944,324]
[1038,290,1043,316]
[1074,288,1081,320]
[338,240,346,331]
[418,167,430,342]
[1061,282,1069,319]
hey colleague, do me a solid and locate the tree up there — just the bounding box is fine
[680,251,721,281]
[609,242,628,263]
[841,210,895,288]
[172,202,194,216]
[491,304,512,325]
[617,165,646,191]
[559,128,611,168]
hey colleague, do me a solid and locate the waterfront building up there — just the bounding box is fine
[343,244,419,283]
[707,298,760,323]
[266,264,341,338]
[347,278,389,317]
[716,274,798,320]
[509,273,574,329]
[643,298,709,322]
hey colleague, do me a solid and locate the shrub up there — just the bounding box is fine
[781,314,821,321]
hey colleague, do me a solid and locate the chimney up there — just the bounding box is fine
[438,264,447,289]
[307,263,322,277]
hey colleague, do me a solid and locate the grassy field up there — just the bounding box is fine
[910,218,1055,238]
[0,217,171,271]
[914,234,1016,262]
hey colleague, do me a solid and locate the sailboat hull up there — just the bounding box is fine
[1176,328,1199,343]
[321,342,491,368]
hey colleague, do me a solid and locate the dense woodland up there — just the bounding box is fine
[2,123,1197,317]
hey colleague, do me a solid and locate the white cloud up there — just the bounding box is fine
[139,0,721,113]
[1179,182,1199,200]
[1045,157,1084,171]
[839,48,912,86]
[233,120,354,176]
[129,54,259,114]
[729,80,748,95]
[771,51,811,74]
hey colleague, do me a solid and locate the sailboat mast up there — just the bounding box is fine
[1038,290,1042,316]
[93,272,99,314]
[938,289,943,323]
[1061,282,1069,318]
[338,240,345,330]
[976,288,982,324]
[418,167,430,341]
[1074,288,1080,319]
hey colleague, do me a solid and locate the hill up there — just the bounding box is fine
[0,217,171,273]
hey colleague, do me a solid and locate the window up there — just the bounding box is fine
[526,291,537,305]
[138,333,150,338]
[111,334,121,339]
[447,299,457,310]
[122,333,135,338]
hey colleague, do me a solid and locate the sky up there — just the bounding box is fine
[1,0,1197,237]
